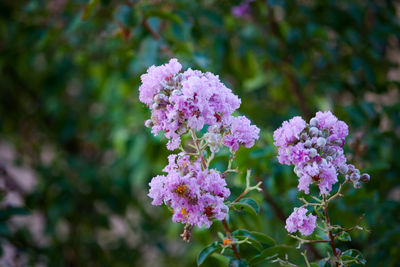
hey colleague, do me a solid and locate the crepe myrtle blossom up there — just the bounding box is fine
[142,59,260,231]
[139,58,259,151]
[273,111,370,195]
[285,207,316,236]
[148,153,230,228]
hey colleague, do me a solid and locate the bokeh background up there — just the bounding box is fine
[0,0,399,266]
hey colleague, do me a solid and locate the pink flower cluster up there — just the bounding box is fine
[139,58,259,152]
[148,153,230,228]
[285,207,316,236]
[273,111,369,195]
[141,59,260,228]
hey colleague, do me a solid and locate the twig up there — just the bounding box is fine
[221,219,241,260]
[323,195,339,267]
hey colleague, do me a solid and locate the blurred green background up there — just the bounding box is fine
[0,0,399,266]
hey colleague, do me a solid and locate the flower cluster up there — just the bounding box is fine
[285,207,316,236]
[148,153,229,228]
[141,59,260,229]
[273,111,369,195]
[139,58,259,152]
[274,111,370,236]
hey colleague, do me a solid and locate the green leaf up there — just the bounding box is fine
[197,242,220,266]
[229,258,249,267]
[240,198,260,213]
[230,198,259,216]
[341,249,366,265]
[337,231,351,242]
[234,235,263,251]
[249,231,276,246]
[249,246,295,265]
[144,10,183,24]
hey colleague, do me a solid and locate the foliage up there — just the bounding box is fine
[0,0,399,266]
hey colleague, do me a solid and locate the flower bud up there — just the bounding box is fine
[316,137,326,147]
[326,147,336,156]
[310,117,319,127]
[171,89,182,96]
[339,164,348,174]
[360,173,370,183]
[350,173,360,182]
[335,248,342,257]
[152,102,159,110]
[353,182,362,189]
[309,127,319,137]
[176,125,187,135]
[154,94,163,103]
[145,119,154,128]
[300,132,309,141]
[304,140,312,148]
[309,148,318,158]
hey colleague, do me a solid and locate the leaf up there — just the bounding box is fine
[144,10,183,24]
[230,198,259,216]
[318,258,330,267]
[232,229,276,249]
[249,246,295,265]
[234,235,263,251]
[337,231,351,242]
[229,258,249,267]
[197,242,220,266]
[341,249,366,265]
[240,198,260,213]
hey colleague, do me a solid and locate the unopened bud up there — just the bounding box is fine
[350,173,360,182]
[300,132,308,141]
[154,94,163,103]
[145,119,154,128]
[316,137,326,147]
[309,127,319,137]
[309,148,318,158]
[152,102,159,109]
[339,164,348,174]
[335,248,342,257]
[176,125,187,135]
[310,117,319,127]
[354,182,362,189]
[304,140,312,148]
[360,173,370,183]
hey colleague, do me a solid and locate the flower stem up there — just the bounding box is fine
[221,219,241,260]
[323,195,339,267]
[191,129,207,170]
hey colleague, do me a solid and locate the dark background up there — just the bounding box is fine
[0,0,399,266]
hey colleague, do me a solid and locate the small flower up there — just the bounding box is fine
[285,207,316,236]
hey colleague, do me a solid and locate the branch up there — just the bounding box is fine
[221,219,241,260]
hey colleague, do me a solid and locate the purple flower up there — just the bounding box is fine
[139,58,182,105]
[285,207,316,236]
[148,154,230,228]
[223,116,260,152]
[273,111,368,194]
[139,59,250,151]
